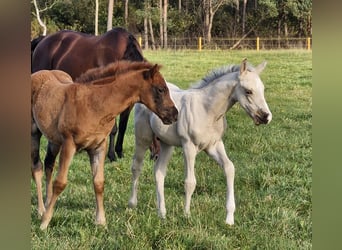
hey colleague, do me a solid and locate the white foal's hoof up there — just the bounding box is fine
[225,214,234,226]
[158,210,166,219]
[184,211,191,218]
[128,199,137,209]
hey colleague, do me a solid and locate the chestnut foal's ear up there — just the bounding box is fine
[239,58,248,75]
[143,64,160,80]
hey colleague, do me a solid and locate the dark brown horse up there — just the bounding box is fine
[32,61,178,229]
[31,27,144,161]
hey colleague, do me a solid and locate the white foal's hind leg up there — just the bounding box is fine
[154,142,174,218]
[182,142,197,217]
[205,140,235,225]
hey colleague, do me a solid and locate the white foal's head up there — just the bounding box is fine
[235,58,272,125]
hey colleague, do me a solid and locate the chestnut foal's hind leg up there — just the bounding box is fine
[31,125,45,217]
[87,141,107,226]
[44,142,61,208]
[40,136,76,230]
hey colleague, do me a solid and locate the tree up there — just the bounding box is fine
[159,0,163,47]
[202,0,230,44]
[124,0,129,27]
[32,0,59,36]
[30,0,312,44]
[144,0,149,49]
[95,0,99,35]
[107,0,114,31]
[242,0,247,34]
[163,0,168,48]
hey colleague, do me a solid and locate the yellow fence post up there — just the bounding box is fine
[198,37,202,51]
[307,37,311,50]
[256,37,260,51]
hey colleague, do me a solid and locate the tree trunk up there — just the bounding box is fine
[107,0,114,31]
[203,0,226,44]
[234,0,239,37]
[95,0,99,35]
[149,17,156,50]
[178,0,181,12]
[144,0,149,49]
[208,1,213,43]
[242,0,247,35]
[203,0,210,43]
[125,0,129,27]
[284,19,289,48]
[159,0,163,48]
[163,0,168,48]
[144,16,149,49]
[33,0,47,36]
[277,18,281,48]
[229,27,254,49]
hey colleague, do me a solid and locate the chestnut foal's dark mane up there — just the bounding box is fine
[75,61,159,85]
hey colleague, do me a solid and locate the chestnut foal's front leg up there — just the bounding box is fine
[40,136,76,230]
[87,141,107,226]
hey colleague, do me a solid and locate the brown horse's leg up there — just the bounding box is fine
[44,141,61,208]
[149,134,161,161]
[31,125,45,217]
[40,136,76,230]
[107,121,118,162]
[115,106,133,159]
[88,141,107,226]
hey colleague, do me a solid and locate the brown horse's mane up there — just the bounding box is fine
[75,60,158,85]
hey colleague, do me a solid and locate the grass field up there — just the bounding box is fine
[31,50,312,249]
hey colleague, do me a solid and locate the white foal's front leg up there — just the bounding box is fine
[205,140,235,225]
[182,142,197,217]
[154,143,174,218]
[128,142,149,209]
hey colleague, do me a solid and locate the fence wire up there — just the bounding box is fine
[139,37,312,50]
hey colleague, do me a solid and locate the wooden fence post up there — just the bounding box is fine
[256,37,260,51]
[307,37,311,50]
[138,36,142,48]
[198,37,202,51]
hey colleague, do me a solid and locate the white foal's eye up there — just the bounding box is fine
[245,89,253,95]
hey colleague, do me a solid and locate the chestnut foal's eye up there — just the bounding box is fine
[158,87,166,94]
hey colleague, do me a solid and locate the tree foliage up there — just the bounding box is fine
[31,0,312,42]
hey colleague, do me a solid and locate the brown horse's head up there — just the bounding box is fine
[140,64,178,125]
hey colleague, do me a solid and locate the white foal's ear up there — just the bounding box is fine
[239,58,248,75]
[255,61,267,74]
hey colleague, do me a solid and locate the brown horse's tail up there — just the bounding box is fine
[123,34,145,62]
[31,36,45,55]
[31,36,46,72]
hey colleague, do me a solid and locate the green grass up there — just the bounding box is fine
[31,50,312,249]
